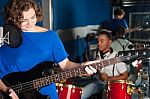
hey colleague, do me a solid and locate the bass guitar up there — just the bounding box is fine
[1,50,149,99]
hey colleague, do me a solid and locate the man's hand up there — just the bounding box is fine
[134,26,143,31]
[101,73,109,80]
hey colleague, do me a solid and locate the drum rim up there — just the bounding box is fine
[56,83,83,89]
[108,80,133,84]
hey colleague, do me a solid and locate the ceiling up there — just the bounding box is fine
[111,0,150,6]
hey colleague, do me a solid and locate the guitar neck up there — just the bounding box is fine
[31,56,131,89]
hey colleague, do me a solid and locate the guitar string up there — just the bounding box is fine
[10,55,137,93]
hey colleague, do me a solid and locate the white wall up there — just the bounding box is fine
[57,25,100,41]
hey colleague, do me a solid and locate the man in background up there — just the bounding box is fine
[81,29,128,99]
[102,8,141,38]
[111,25,134,52]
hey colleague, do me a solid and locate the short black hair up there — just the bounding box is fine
[114,8,125,16]
[98,29,112,40]
[115,25,125,37]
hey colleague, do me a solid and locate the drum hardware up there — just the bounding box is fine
[127,84,132,95]
[141,74,149,80]
[107,80,147,99]
[85,33,96,41]
[134,65,149,97]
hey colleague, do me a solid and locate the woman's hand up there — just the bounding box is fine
[85,66,97,75]
[82,60,99,76]
[8,88,19,99]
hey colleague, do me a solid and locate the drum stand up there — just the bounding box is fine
[133,63,149,99]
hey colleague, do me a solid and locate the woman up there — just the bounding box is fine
[0,0,96,99]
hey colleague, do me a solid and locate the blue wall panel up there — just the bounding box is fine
[53,0,111,30]
[0,0,9,26]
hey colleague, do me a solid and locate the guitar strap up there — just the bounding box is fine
[116,39,129,51]
[112,54,118,77]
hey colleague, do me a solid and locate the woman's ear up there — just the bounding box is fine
[3,24,22,48]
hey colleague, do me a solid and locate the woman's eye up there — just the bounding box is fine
[20,19,27,23]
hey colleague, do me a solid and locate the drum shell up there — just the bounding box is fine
[57,84,82,99]
[107,80,132,99]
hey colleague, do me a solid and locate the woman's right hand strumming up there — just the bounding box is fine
[0,80,19,99]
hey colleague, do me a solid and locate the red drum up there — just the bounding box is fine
[107,80,132,99]
[56,83,82,99]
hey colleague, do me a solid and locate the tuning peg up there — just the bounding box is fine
[135,52,138,55]
[142,51,146,55]
[127,52,131,56]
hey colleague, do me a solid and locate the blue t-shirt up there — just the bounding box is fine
[102,18,128,36]
[0,30,68,99]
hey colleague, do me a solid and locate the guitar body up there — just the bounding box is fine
[1,61,56,99]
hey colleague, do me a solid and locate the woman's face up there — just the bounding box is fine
[20,8,37,32]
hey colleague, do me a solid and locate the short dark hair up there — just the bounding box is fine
[115,25,125,37]
[114,8,125,16]
[98,29,112,40]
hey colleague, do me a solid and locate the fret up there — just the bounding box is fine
[70,69,75,77]
[71,69,75,77]
[91,63,97,69]
[94,63,98,70]
[54,74,60,82]
[48,75,53,83]
[79,66,86,75]
[55,74,60,81]
[74,68,80,76]
[109,58,114,64]
[73,69,77,77]
[40,77,46,86]
[102,59,110,66]
[52,74,57,82]
[65,71,70,78]
[78,67,83,76]
[100,60,104,68]
[75,68,81,76]
[57,73,63,81]
[62,72,67,80]
[45,77,50,85]
[33,79,40,88]
[38,78,43,87]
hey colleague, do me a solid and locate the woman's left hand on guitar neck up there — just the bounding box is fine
[81,60,100,76]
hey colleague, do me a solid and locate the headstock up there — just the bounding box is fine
[117,48,150,64]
